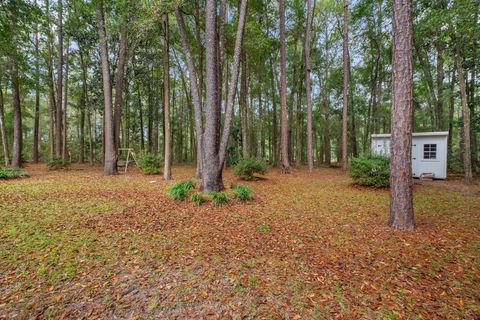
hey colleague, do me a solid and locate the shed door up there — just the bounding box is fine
[412,142,420,177]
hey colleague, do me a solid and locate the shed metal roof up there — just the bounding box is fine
[371,131,449,138]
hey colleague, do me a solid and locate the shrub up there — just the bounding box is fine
[47,157,71,170]
[190,192,206,206]
[0,167,28,179]
[167,180,195,201]
[233,184,254,201]
[233,157,268,180]
[210,191,229,207]
[349,155,390,188]
[137,152,162,174]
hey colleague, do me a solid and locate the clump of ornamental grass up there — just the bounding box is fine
[232,184,254,201]
[190,192,206,206]
[167,180,195,201]
[210,191,229,207]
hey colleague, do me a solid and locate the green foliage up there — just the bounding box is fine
[233,184,254,201]
[349,155,390,188]
[448,156,464,173]
[137,152,162,175]
[167,180,195,201]
[190,192,206,206]
[0,167,28,179]
[233,157,267,180]
[210,191,229,207]
[257,224,271,231]
[47,157,71,170]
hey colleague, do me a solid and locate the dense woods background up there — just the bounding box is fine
[0,0,478,174]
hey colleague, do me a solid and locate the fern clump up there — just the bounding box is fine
[233,184,254,201]
[190,192,206,206]
[47,157,71,170]
[210,191,229,207]
[233,157,267,180]
[167,180,195,201]
[0,167,28,179]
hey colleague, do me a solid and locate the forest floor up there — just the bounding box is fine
[0,164,479,319]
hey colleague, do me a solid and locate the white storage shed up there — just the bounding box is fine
[371,132,449,179]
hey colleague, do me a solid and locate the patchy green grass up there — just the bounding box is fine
[0,164,479,319]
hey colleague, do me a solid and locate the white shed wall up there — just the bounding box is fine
[371,132,448,179]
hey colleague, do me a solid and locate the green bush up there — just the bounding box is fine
[190,192,206,206]
[47,157,71,170]
[233,184,254,201]
[233,157,268,180]
[167,180,195,201]
[0,167,28,179]
[137,152,162,174]
[349,155,390,188]
[210,191,229,207]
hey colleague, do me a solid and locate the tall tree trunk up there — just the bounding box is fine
[269,56,278,166]
[201,0,223,191]
[33,6,40,163]
[62,39,70,160]
[11,58,22,168]
[96,0,117,175]
[217,0,247,168]
[240,53,250,158]
[456,52,473,183]
[176,8,204,179]
[114,25,128,152]
[0,86,9,166]
[55,0,63,158]
[279,0,290,173]
[389,0,415,231]
[139,87,145,151]
[88,110,94,164]
[305,0,314,171]
[448,68,455,160]
[341,0,349,171]
[32,0,40,163]
[163,13,172,180]
[46,3,56,159]
[79,44,88,164]
[435,42,445,130]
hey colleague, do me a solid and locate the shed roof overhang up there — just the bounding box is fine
[371,131,449,138]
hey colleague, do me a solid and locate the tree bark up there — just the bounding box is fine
[33,7,40,163]
[240,52,250,158]
[0,86,9,166]
[201,0,223,191]
[218,0,247,168]
[163,13,172,180]
[341,0,349,171]
[305,0,314,171]
[96,0,117,175]
[389,0,415,231]
[11,57,22,168]
[176,8,204,179]
[279,0,290,173]
[79,44,88,164]
[62,39,70,160]
[55,0,63,158]
[456,52,473,183]
[435,42,445,130]
[448,68,455,159]
[114,25,128,152]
